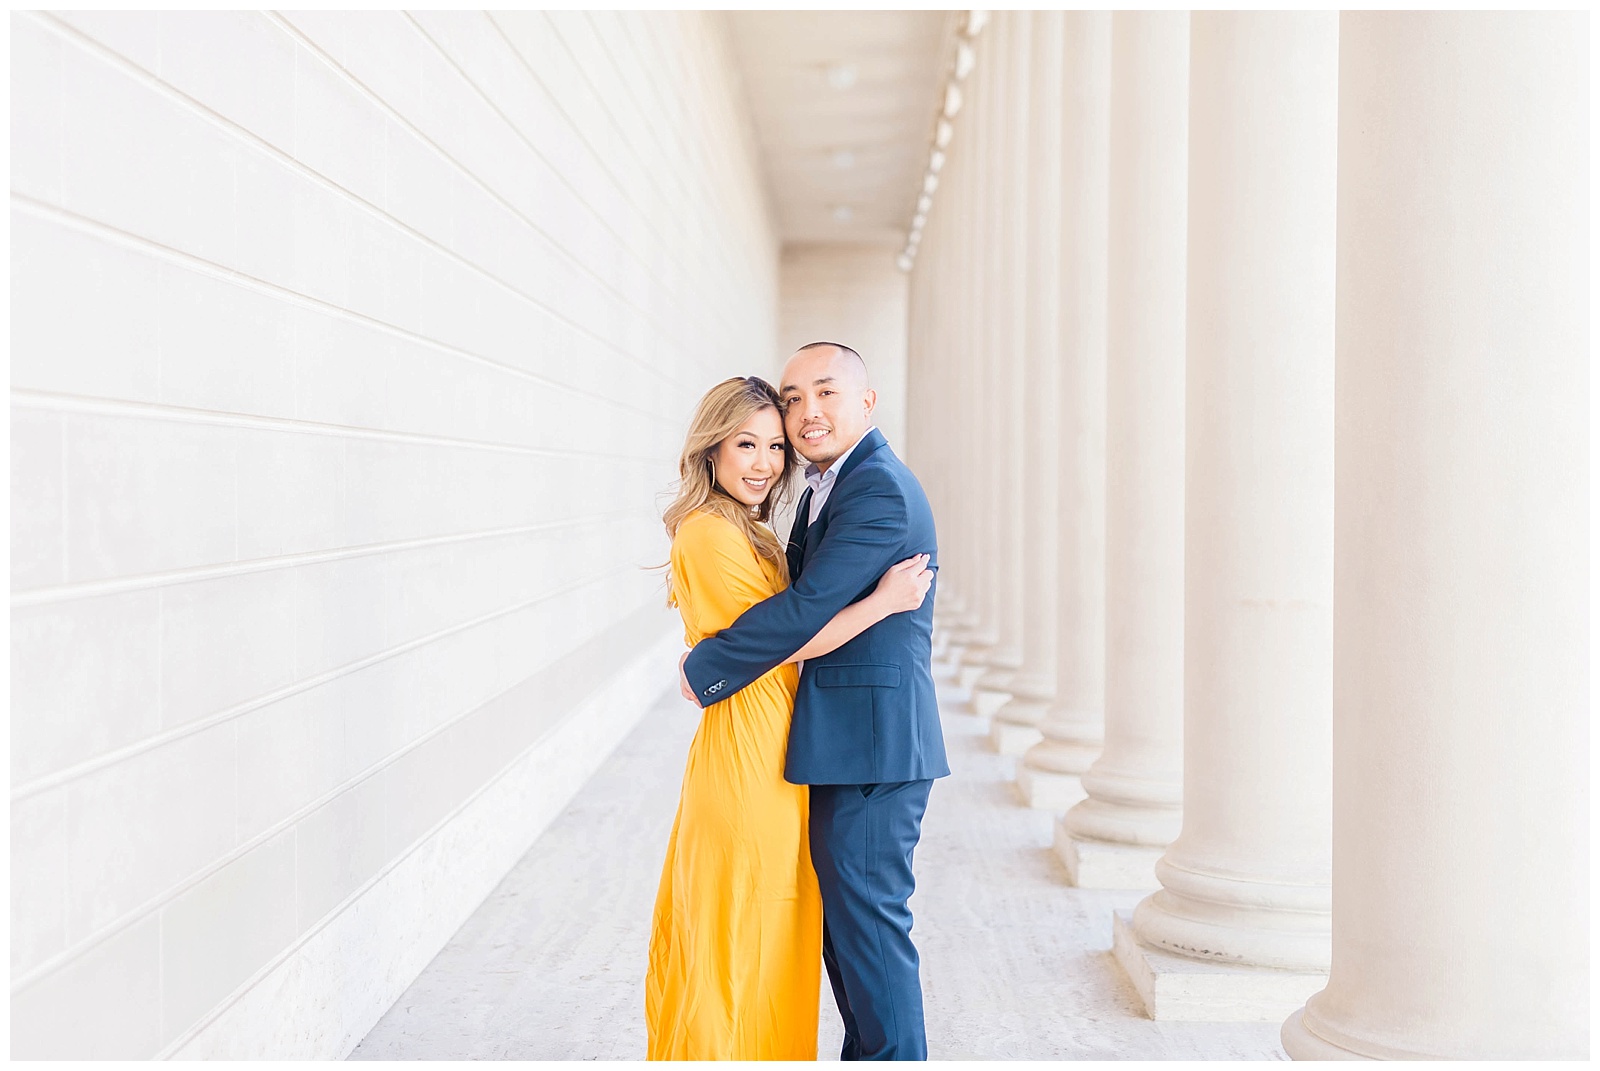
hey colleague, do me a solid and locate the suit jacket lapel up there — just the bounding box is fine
[833,427,886,486]
[798,428,889,572]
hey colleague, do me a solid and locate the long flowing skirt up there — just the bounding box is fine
[645,668,822,1060]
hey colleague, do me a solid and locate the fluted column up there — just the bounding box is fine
[929,348,966,665]
[933,31,985,675]
[1282,12,1588,1060]
[1114,12,1338,1021]
[950,16,1002,679]
[1055,11,1187,886]
[927,82,968,672]
[987,11,1064,736]
[969,14,1033,715]
[912,171,957,661]
[1007,12,1108,787]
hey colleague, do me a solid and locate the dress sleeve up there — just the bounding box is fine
[671,514,779,638]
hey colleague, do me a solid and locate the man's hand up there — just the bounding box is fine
[678,651,702,708]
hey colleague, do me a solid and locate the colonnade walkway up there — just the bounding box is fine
[351,683,1285,1060]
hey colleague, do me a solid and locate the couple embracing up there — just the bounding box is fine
[645,342,948,1061]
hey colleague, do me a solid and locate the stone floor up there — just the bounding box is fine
[351,684,1287,1060]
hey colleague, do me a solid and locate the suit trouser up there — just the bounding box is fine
[808,779,934,1061]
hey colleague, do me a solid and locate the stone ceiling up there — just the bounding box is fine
[725,10,956,248]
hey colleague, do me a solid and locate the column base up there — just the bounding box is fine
[1013,765,1085,810]
[1000,670,1054,702]
[958,641,998,668]
[956,663,991,691]
[1111,911,1328,1022]
[931,646,967,682]
[989,720,1044,755]
[1280,1007,1366,1061]
[1059,795,1182,850]
[1053,827,1162,889]
[979,643,1024,671]
[974,667,1016,692]
[939,699,983,725]
[969,687,1014,721]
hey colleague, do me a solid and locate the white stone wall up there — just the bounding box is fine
[777,243,910,454]
[9,10,776,1059]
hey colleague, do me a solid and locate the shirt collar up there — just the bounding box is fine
[804,427,874,490]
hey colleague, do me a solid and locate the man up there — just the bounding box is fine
[678,341,948,1060]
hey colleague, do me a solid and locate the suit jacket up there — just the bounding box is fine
[683,428,950,785]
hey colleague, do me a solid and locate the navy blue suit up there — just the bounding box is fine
[683,428,947,1060]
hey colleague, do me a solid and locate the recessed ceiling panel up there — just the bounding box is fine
[726,11,955,246]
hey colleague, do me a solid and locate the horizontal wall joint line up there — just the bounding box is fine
[10,507,655,607]
[153,619,678,1057]
[10,562,651,802]
[9,193,684,425]
[9,386,675,463]
[9,604,676,999]
[27,13,684,392]
[268,10,724,382]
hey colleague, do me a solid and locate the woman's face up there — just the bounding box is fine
[712,406,786,508]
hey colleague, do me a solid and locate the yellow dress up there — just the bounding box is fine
[645,510,823,1060]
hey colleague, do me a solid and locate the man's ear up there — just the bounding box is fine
[862,388,878,418]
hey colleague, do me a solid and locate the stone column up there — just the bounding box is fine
[938,88,984,680]
[1113,12,1338,1021]
[1281,12,1589,1059]
[950,16,1001,681]
[1007,11,1108,786]
[969,10,1033,718]
[932,40,981,677]
[912,186,958,666]
[925,121,962,669]
[988,11,1064,736]
[1055,11,1187,886]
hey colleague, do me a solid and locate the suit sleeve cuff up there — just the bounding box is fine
[682,646,734,704]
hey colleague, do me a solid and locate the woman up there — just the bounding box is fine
[645,376,932,1061]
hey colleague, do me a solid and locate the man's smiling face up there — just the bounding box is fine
[779,345,877,471]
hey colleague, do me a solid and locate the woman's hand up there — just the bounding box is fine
[870,554,933,615]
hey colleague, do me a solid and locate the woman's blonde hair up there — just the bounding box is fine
[662,376,798,597]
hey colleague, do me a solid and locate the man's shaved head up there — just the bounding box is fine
[792,341,870,389]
